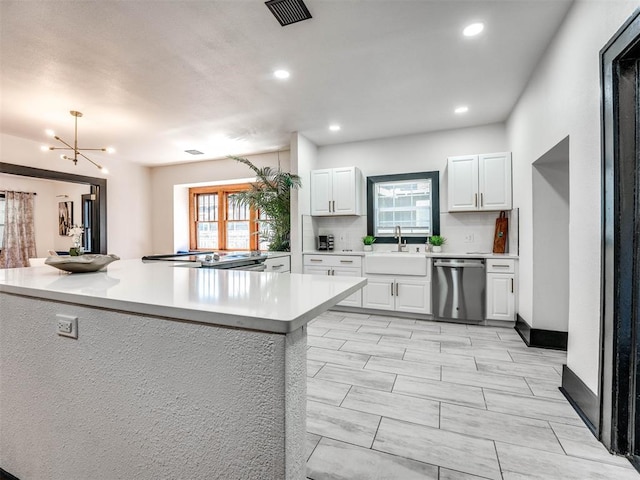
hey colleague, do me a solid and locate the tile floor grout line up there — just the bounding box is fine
[492,440,506,480]
[548,420,569,455]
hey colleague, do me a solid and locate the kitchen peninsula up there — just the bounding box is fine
[0,260,366,480]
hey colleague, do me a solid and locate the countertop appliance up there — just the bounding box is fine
[317,234,334,251]
[432,258,485,322]
[142,251,268,271]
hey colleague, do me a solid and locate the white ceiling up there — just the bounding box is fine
[0,0,573,168]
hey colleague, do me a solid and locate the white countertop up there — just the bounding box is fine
[0,259,366,334]
[303,250,518,259]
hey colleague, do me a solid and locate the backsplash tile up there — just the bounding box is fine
[306,210,518,255]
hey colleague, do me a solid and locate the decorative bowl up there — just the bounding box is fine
[45,254,120,273]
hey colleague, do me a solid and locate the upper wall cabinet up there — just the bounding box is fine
[310,166,364,216]
[447,152,512,212]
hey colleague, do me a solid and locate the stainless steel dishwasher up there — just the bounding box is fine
[433,258,485,322]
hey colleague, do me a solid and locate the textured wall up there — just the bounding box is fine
[0,293,306,479]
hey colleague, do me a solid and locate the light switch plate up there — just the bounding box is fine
[56,314,78,339]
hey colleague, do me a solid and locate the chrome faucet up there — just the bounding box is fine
[394,225,402,251]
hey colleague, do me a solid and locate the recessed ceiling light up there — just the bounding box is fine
[185,149,204,155]
[274,69,290,79]
[455,106,469,114]
[329,124,341,132]
[463,22,484,37]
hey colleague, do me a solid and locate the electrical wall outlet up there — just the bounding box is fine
[464,233,475,243]
[56,314,78,339]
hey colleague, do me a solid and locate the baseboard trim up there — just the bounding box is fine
[0,468,21,480]
[514,315,568,350]
[560,364,600,435]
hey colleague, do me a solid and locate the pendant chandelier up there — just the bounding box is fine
[42,110,113,174]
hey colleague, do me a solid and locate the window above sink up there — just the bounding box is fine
[366,171,440,244]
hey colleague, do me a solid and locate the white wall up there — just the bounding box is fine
[149,151,290,254]
[291,133,318,272]
[506,0,640,392]
[312,123,509,252]
[0,133,152,259]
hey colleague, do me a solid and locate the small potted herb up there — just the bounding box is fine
[362,235,376,251]
[429,235,446,253]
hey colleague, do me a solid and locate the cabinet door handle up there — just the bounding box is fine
[328,201,332,212]
[395,282,399,296]
[511,278,514,293]
[493,264,510,268]
[332,200,335,212]
[390,283,394,296]
[475,193,478,207]
[272,264,284,269]
[340,260,353,264]
[481,193,484,207]
[310,259,323,262]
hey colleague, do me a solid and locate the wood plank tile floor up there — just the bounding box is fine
[305,311,639,480]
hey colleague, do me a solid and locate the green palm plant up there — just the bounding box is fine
[229,156,302,251]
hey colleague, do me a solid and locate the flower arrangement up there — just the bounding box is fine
[68,225,84,255]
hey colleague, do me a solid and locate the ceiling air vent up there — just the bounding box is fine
[265,0,312,27]
[184,149,204,155]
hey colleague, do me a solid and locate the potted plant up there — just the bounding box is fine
[430,235,446,253]
[362,235,376,251]
[230,156,302,252]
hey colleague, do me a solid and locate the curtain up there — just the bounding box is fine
[0,191,36,268]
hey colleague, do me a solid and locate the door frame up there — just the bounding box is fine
[600,7,640,461]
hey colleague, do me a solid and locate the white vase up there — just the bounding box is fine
[432,246,442,253]
[363,245,373,252]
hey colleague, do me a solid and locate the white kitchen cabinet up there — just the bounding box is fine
[447,152,512,212]
[263,255,290,273]
[486,259,516,321]
[363,275,431,314]
[303,254,363,307]
[310,167,363,216]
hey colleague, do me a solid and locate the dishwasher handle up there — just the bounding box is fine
[434,260,485,268]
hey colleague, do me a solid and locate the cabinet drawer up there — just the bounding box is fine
[486,259,515,273]
[303,254,362,268]
[264,256,290,272]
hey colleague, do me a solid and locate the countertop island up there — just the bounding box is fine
[0,259,366,480]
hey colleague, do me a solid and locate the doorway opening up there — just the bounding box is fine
[532,136,570,342]
[600,8,640,469]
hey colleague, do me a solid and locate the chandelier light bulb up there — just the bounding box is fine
[106,147,116,154]
[40,145,49,152]
[100,166,109,174]
[45,129,55,137]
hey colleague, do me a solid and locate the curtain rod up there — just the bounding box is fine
[1,190,37,195]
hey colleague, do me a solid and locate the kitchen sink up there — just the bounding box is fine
[365,252,428,275]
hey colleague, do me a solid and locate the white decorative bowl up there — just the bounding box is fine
[45,254,120,273]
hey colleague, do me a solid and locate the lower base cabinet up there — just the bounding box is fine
[363,275,431,314]
[303,254,363,307]
[485,259,516,321]
[486,273,515,321]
